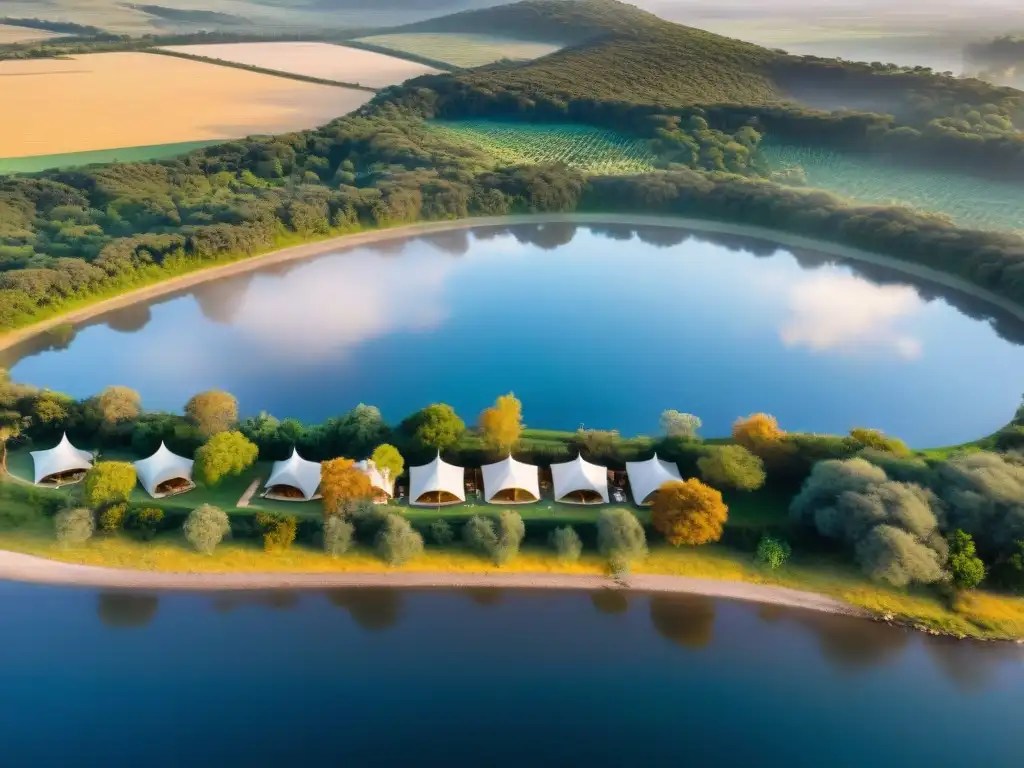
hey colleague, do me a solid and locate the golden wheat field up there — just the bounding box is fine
[0,52,371,158]
[159,41,441,88]
[0,23,64,43]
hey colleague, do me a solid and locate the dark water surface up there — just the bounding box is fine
[1,583,1023,767]
[8,223,1024,446]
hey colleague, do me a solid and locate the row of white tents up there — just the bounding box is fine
[28,434,684,507]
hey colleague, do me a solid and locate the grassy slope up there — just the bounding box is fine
[353,33,561,68]
[0,140,225,175]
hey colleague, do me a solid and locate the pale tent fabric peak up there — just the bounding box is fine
[626,453,682,506]
[357,459,395,499]
[133,442,195,498]
[481,454,540,504]
[264,448,322,500]
[551,454,609,504]
[29,433,93,485]
[409,453,466,506]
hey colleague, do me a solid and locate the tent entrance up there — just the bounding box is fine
[415,490,462,506]
[490,487,538,504]
[154,477,195,498]
[558,489,604,505]
[40,469,87,487]
[265,484,309,501]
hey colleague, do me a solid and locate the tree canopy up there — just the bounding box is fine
[404,403,466,452]
[82,461,137,509]
[320,457,373,518]
[479,392,524,454]
[194,431,257,487]
[651,478,728,546]
[185,390,238,438]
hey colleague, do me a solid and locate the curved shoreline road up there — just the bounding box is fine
[0,549,862,616]
[2,212,1022,355]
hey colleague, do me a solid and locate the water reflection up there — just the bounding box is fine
[508,222,577,250]
[759,606,910,669]
[211,591,300,613]
[419,229,471,256]
[923,636,1024,693]
[590,589,630,615]
[96,592,160,629]
[649,594,717,650]
[464,587,505,606]
[104,304,152,334]
[325,588,403,631]
[192,275,254,326]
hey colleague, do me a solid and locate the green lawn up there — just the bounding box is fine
[0,140,224,175]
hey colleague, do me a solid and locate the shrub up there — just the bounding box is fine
[948,530,985,590]
[127,507,164,541]
[550,525,583,563]
[256,512,298,552]
[183,504,230,554]
[464,515,499,557]
[849,427,910,457]
[429,519,454,546]
[375,514,424,566]
[660,410,702,439]
[651,479,728,546]
[755,536,791,570]
[324,516,355,557]
[194,431,257,487]
[98,503,128,534]
[348,499,389,541]
[54,507,94,545]
[597,509,647,576]
[856,525,945,588]
[495,510,526,565]
[697,445,766,491]
[82,461,137,509]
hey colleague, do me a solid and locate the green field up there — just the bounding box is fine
[427,120,657,174]
[0,140,224,175]
[762,143,1024,233]
[354,32,561,68]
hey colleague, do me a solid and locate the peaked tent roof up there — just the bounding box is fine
[625,453,682,505]
[30,433,93,485]
[551,454,609,503]
[133,441,194,497]
[409,453,465,505]
[264,448,322,500]
[481,454,540,503]
[357,459,395,498]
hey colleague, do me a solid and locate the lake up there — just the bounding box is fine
[7,221,1024,447]
[1,582,1023,767]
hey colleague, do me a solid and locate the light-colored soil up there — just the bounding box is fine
[159,42,440,88]
[0,51,368,158]
[355,33,562,68]
[0,549,862,615]
[0,23,64,43]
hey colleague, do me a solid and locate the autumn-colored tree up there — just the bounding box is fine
[194,431,258,486]
[97,386,141,425]
[732,413,785,452]
[320,457,373,518]
[185,390,238,438]
[32,391,70,426]
[849,428,910,458]
[370,443,404,484]
[651,479,728,546]
[0,410,24,474]
[479,393,524,453]
[82,461,137,510]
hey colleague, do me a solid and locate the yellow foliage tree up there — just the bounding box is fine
[479,392,524,453]
[650,479,728,546]
[732,413,785,452]
[320,457,372,519]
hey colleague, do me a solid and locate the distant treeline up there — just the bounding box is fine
[0,17,105,36]
[965,35,1024,70]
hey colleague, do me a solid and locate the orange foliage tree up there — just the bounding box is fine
[732,413,785,452]
[320,458,372,518]
[650,479,728,546]
[479,392,524,453]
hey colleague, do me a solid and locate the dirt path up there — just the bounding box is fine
[0,549,864,616]
[236,478,262,508]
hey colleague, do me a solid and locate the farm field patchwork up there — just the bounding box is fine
[159,41,441,88]
[354,33,562,68]
[0,23,64,43]
[0,52,368,158]
[762,143,1024,233]
[427,120,657,174]
[0,140,225,175]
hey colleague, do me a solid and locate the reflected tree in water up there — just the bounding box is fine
[510,223,577,251]
[632,226,688,249]
[420,230,471,257]
[924,636,1024,693]
[325,588,403,631]
[590,589,629,615]
[589,224,635,241]
[649,594,716,649]
[104,304,152,333]
[96,592,159,629]
[759,606,910,669]
[192,275,254,326]
[465,587,505,606]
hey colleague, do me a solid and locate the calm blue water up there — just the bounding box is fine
[7,222,1024,447]
[1,583,1022,767]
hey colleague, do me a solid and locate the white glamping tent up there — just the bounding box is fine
[357,459,394,503]
[481,455,540,504]
[626,453,682,506]
[409,453,465,506]
[30,433,93,486]
[551,454,609,505]
[134,441,195,498]
[263,448,322,501]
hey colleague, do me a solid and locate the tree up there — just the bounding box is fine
[651,479,729,546]
[31,391,70,426]
[327,404,389,457]
[948,530,985,590]
[479,392,524,453]
[697,445,766,491]
[82,461,137,509]
[320,457,372,518]
[370,443,404,485]
[464,515,499,559]
[127,507,164,541]
[856,525,946,588]
[194,431,257,487]
[732,413,785,452]
[55,507,94,545]
[185,390,238,438]
[429,519,454,546]
[660,410,702,439]
[96,385,141,425]
[0,410,23,474]
[375,514,423,565]
[495,510,526,565]
[405,403,465,452]
[597,509,647,575]
[256,512,297,552]
[849,427,910,458]
[183,504,231,554]
[98,503,128,534]
[324,516,355,556]
[550,525,582,562]
[755,536,792,570]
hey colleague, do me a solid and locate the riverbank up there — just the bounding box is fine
[3,212,1023,354]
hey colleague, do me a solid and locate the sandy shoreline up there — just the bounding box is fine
[0,550,862,615]
[3,212,1022,353]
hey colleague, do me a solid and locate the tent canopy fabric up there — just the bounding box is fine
[264,448,322,500]
[409,453,465,506]
[357,459,394,498]
[551,454,609,503]
[30,433,93,485]
[481,455,540,504]
[625,453,682,506]
[133,441,194,498]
